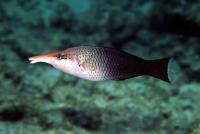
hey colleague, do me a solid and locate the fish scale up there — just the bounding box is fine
[65,46,142,80]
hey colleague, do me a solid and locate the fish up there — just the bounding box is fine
[29,46,172,82]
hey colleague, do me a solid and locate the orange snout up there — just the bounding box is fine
[29,52,58,64]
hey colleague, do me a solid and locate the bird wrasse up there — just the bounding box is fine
[29,46,173,82]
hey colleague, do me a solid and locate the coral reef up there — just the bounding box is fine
[0,0,199,133]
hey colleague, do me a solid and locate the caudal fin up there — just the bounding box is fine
[148,58,172,83]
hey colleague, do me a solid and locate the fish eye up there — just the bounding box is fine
[57,54,63,60]
[57,53,67,60]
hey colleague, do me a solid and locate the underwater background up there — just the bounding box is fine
[0,0,200,134]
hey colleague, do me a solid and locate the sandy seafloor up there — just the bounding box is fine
[0,0,200,134]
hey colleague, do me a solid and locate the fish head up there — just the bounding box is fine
[29,51,78,73]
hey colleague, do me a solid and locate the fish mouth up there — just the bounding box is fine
[29,56,41,64]
[29,53,58,64]
[29,56,46,64]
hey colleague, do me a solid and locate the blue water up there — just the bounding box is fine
[66,0,91,14]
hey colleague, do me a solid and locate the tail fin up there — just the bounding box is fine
[148,58,172,83]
